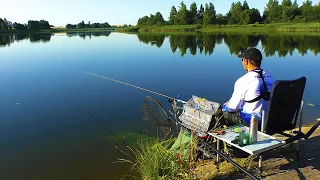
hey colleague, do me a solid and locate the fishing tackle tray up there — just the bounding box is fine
[179,95,222,133]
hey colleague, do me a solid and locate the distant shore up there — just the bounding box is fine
[2,23,320,35]
[115,23,320,33]
[0,28,116,34]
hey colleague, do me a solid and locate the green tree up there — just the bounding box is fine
[227,2,243,24]
[0,18,8,31]
[27,20,40,30]
[39,20,50,29]
[85,21,91,28]
[282,0,292,7]
[148,14,157,25]
[100,22,111,28]
[154,12,165,25]
[263,0,279,22]
[77,21,85,28]
[315,2,320,22]
[66,24,77,29]
[91,23,100,28]
[249,8,262,24]
[216,13,228,24]
[196,4,204,24]
[203,2,216,26]
[243,0,249,10]
[240,10,251,24]
[13,22,27,30]
[300,0,316,22]
[6,20,13,30]
[176,1,188,25]
[138,16,150,26]
[189,2,197,24]
[3,18,11,30]
[263,0,283,23]
[168,6,177,25]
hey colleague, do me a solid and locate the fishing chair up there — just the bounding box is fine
[261,76,320,158]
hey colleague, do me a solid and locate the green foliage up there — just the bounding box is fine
[0,18,8,31]
[77,21,85,28]
[12,22,27,30]
[138,12,165,26]
[66,21,110,29]
[216,14,228,25]
[136,0,320,26]
[168,6,177,25]
[203,3,216,26]
[196,4,204,24]
[227,2,244,24]
[124,134,198,180]
[189,2,197,24]
[39,20,50,29]
[176,1,189,25]
[26,20,50,30]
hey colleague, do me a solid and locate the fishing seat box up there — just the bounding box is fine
[179,95,222,133]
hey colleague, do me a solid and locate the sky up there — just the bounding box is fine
[0,0,318,27]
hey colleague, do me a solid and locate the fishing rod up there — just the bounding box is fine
[85,71,187,104]
[84,71,320,111]
[76,103,130,147]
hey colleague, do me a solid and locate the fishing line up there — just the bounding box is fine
[76,103,130,147]
[84,71,187,104]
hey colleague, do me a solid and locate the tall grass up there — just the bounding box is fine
[119,129,199,180]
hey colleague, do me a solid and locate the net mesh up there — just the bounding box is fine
[142,96,172,139]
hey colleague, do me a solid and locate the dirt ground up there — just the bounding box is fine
[195,121,320,180]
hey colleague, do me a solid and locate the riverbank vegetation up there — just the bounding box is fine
[0,18,115,34]
[118,0,320,33]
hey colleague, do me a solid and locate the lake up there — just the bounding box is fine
[1,31,320,179]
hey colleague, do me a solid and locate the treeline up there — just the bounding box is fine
[137,33,320,57]
[66,21,111,29]
[137,0,320,26]
[0,18,51,31]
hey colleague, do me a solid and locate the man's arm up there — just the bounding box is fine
[222,79,244,112]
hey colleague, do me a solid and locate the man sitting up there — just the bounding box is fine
[222,47,274,128]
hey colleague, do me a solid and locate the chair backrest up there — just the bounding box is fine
[265,77,306,135]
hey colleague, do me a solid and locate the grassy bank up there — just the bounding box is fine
[0,28,116,34]
[116,23,320,33]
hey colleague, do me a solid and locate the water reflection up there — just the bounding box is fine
[137,34,167,48]
[137,33,320,57]
[66,32,111,39]
[0,31,112,47]
[29,33,51,43]
[0,33,52,46]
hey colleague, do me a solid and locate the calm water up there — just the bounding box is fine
[1,32,320,179]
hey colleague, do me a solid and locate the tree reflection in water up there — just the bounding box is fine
[137,33,320,57]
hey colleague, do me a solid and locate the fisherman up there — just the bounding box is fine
[222,47,274,128]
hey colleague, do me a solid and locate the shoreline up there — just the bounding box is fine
[115,23,320,34]
[0,28,115,35]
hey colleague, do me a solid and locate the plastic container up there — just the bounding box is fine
[239,131,250,147]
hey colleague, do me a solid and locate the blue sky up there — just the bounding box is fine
[0,0,316,26]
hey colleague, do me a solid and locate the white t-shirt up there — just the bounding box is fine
[222,69,274,124]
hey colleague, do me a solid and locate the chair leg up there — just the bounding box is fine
[216,138,220,173]
[296,101,304,161]
[296,140,300,161]
[259,155,263,177]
